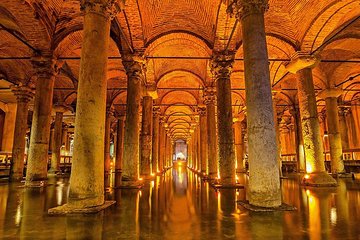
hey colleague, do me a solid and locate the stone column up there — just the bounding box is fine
[104,109,114,187]
[151,106,160,174]
[204,87,217,179]
[290,107,306,172]
[49,105,68,174]
[159,119,166,173]
[229,0,281,206]
[115,115,125,188]
[210,52,236,186]
[9,86,34,181]
[199,106,208,175]
[62,125,68,153]
[140,96,153,178]
[319,88,345,174]
[122,54,145,185]
[56,0,120,210]
[233,118,245,173]
[26,56,57,187]
[286,52,336,186]
[190,123,197,171]
[338,107,350,150]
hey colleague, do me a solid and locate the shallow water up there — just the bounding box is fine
[0,166,359,239]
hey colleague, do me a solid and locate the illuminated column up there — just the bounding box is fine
[151,106,160,174]
[229,0,281,205]
[122,53,145,185]
[62,125,68,153]
[58,0,120,210]
[49,105,68,174]
[199,106,208,175]
[204,87,217,179]
[233,118,245,173]
[104,108,114,187]
[286,52,336,186]
[9,86,34,181]
[319,88,345,174]
[26,56,57,187]
[211,52,236,186]
[273,95,282,176]
[290,107,306,172]
[115,115,125,188]
[159,118,166,172]
[140,96,153,178]
[195,117,201,172]
[338,107,350,150]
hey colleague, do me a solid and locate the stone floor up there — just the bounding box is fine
[0,166,359,239]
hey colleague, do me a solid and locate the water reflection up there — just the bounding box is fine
[0,171,359,239]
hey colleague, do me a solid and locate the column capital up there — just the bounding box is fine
[227,0,269,20]
[153,106,161,116]
[204,87,216,105]
[198,106,206,116]
[318,88,343,99]
[144,84,158,99]
[338,106,351,116]
[122,52,146,79]
[10,85,34,103]
[210,51,235,79]
[31,55,62,77]
[80,0,124,19]
[286,52,320,73]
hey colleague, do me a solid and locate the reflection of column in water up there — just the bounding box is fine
[66,213,104,239]
[334,180,350,238]
[1,184,10,236]
[44,176,57,209]
[219,190,236,238]
[139,184,151,237]
[249,211,283,239]
[307,189,332,240]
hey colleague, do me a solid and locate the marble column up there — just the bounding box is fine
[290,107,306,172]
[151,106,160,174]
[26,56,57,187]
[49,105,68,174]
[122,54,145,185]
[229,0,281,205]
[9,86,34,181]
[61,0,119,209]
[199,106,208,175]
[338,107,350,150]
[211,52,236,186]
[204,87,217,179]
[319,88,345,174]
[159,119,166,172]
[104,109,114,187]
[140,96,153,178]
[115,115,125,188]
[233,118,245,173]
[286,52,336,186]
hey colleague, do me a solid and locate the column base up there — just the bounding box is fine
[118,180,143,189]
[48,201,116,215]
[238,200,296,212]
[301,172,337,187]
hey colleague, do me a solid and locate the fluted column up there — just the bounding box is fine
[9,86,34,181]
[338,107,350,150]
[104,108,114,187]
[319,88,345,174]
[199,106,208,175]
[233,118,245,173]
[204,87,217,179]
[286,52,336,186]
[115,115,125,188]
[140,96,153,178]
[61,0,121,209]
[26,56,58,187]
[211,52,236,186]
[122,54,145,185]
[49,105,68,174]
[151,106,160,174]
[229,0,281,205]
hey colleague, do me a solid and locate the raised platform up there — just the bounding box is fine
[48,201,116,215]
[238,200,296,212]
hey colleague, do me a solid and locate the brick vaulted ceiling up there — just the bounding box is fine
[0,0,359,140]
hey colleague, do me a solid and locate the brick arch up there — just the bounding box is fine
[301,0,360,52]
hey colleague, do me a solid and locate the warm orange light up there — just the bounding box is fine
[304,174,310,179]
[138,177,143,181]
[150,173,155,177]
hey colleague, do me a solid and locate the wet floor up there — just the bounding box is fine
[0,165,360,239]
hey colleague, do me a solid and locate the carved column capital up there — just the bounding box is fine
[11,85,34,103]
[204,87,216,105]
[198,106,207,116]
[80,0,123,19]
[153,106,161,116]
[286,51,320,73]
[318,88,343,100]
[227,0,269,20]
[122,52,146,80]
[210,51,235,79]
[31,55,62,78]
